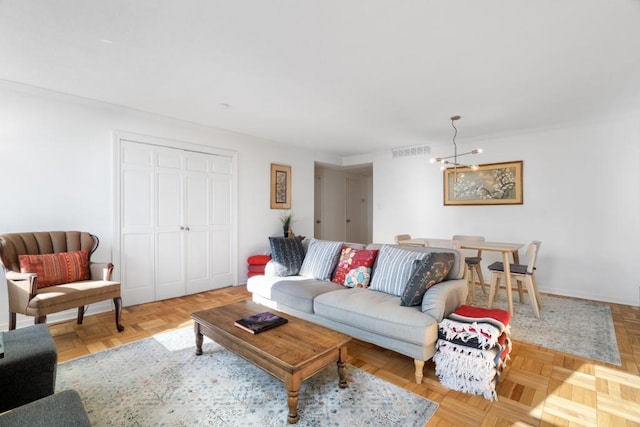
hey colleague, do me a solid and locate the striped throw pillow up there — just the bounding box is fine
[369,245,426,296]
[18,250,90,288]
[299,239,344,280]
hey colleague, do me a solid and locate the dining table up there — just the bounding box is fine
[398,238,525,315]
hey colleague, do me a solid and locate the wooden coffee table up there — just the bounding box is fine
[192,301,351,424]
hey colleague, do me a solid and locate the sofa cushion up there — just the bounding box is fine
[369,245,426,296]
[268,236,305,276]
[299,239,343,280]
[18,250,90,288]
[332,247,379,287]
[314,288,438,346]
[400,252,455,306]
[271,280,348,313]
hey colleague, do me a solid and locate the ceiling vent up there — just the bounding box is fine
[391,145,431,159]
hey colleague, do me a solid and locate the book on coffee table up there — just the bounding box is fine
[234,311,288,334]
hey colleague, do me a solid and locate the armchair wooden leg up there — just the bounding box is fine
[114,297,124,332]
[77,306,85,324]
[9,312,16,330]
[35,315,47,324]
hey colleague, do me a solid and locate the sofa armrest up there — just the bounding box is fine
[6,272,37,301]
[420,278,468,322]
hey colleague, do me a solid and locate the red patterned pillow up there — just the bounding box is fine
[331,247,379,287]
[19,250,90,288]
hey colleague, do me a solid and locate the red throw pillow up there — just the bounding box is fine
[19,250,91,288]
[331,247,379,287]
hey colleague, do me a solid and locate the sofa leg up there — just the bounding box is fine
[77,306,85,324]
[34,315,47,324]
[9,312,16,330]
[414,359,424,384]
[114,297,124,332]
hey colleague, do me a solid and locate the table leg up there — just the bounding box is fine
[337,346,348,389]
[194,323,203,356]
[503,251,514,316]
[285,374,301,424]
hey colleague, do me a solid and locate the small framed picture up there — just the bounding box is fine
[270,163,291,209]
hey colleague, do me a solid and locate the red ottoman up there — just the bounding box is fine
[247,254,271,278]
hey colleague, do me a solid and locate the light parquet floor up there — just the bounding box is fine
[48,285,640,427]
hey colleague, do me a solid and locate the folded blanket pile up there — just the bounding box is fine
[434,305,511,401]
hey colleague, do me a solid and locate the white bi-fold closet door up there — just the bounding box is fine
[118,138,236,306]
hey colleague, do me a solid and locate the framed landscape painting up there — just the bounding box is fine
[270,163,291,209]
[443,161,523,206]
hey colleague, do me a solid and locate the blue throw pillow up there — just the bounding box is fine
[269,236,305,276]
[400,252,455,306]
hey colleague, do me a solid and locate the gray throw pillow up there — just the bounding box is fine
[268,236,305,276]
[400,252,455,306]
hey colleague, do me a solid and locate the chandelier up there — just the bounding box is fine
[429,115,482,172]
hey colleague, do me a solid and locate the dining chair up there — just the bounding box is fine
[395,234,425,246]
[452,235,486,301]
[487,240,542,318]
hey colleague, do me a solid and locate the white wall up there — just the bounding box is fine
[0,82,315,328]
[373,113,640,306]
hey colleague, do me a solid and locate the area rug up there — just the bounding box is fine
[470,290,621,366]
[56,327,438,426]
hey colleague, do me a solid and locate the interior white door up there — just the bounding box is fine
[119,139,235,305]
[184,153,211,294]
[210,156,233,288]
[345,176,364,243]
[120,141,156,305]
[156,148,185,300]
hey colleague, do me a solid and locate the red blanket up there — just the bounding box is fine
[449,305,510,333]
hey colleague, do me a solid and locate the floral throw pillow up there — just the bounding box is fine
[400,252,455,306]
[332,247,378,287]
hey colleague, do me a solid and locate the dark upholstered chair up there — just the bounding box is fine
[0,389,91,427]
[0,324,57,413]
[0,231,123,332]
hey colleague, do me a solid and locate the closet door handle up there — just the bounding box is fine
[185,226,190,231]
[179,226,185,230]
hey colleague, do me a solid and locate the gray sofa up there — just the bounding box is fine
[247,242,468,383]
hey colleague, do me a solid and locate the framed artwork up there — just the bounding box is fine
[270,163,292,209]
[444,161,523,206]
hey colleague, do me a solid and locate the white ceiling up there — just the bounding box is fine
[2,1,639,157]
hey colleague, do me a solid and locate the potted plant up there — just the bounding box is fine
[280,211,294,238]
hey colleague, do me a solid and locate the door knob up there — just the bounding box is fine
[346,219,351,223]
